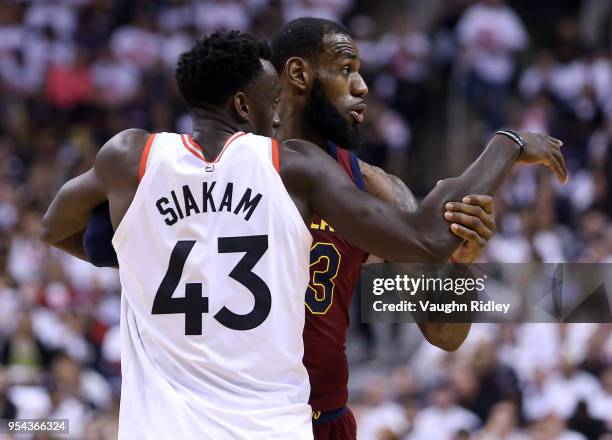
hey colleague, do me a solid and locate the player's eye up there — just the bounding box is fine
[342,66,351,75]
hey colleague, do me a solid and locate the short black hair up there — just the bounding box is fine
[176,31,271,108]
[270,17,351,73]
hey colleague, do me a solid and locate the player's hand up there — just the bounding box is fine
[512,132,568,183]
[444,195,495,264]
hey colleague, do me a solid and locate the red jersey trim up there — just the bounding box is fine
[271,138,280,172]
[180,134,205,161]
[182,131,246,163]
[137,133,157,182]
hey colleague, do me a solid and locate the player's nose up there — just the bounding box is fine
[351,73,368,98]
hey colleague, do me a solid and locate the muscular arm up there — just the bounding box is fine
[284,131,564,343]
[40,169,107,261]
[41,129,147,259]
[360,160,471,351]
[282,135,521,262]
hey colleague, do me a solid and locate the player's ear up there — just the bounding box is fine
[285,57,313,92]
[233,92,250,122]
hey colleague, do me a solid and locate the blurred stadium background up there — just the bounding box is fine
[0,0,611,439]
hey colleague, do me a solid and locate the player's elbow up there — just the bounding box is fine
[40,211,59,245]
[430,337,464,352]
[40,220,54,245]
[422,323,470,352]
[424,333,465,352]
[401,223,447,263]
[413,188,464,262]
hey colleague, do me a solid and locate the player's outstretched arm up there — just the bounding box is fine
[281,131,565,263]
[281,139,460,261]
[415,131,565,261]
[41,129,148,261]
[359,161,494,264]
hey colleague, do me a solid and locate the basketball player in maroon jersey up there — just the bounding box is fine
[269,18,563,439]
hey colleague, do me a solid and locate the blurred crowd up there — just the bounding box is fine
[350,324,612,440]
[0,0,611,439]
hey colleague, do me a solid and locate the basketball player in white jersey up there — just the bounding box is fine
[41,31,567,439]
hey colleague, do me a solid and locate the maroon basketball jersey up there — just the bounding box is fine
[303,142,368,411]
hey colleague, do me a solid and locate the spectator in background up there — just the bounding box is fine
[0,311,51,376]
[456,0,527,133]
[91,48,141,108]
[588,366,612,430]
[464,340,521,421]
[538,355,601,420]
[110,11,160,70]
[378,16,430,148]
[45,49,93,110]
[0,369,16,420]
[408,383,480,440]
[195,0,253,34]
[472,401,525,440]
[529,414,588,440]
[356,376,409,439]
[358,95,411,171]
[282,0,353,24]
[567,400,607,440]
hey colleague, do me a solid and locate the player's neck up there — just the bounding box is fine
[190,108,248,153]
[278,102,327,150]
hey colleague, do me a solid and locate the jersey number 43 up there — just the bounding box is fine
[151,235,271,335]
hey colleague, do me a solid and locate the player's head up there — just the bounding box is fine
[271,17,368,150]
[176,31,279,137]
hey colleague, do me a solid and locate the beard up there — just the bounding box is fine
[302,78,362,151]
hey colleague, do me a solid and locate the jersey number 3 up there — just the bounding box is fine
[305,242,341,314]
[152,235,271,335]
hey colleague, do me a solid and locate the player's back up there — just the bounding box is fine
[111,132,313,439]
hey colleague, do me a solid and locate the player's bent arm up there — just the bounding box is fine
[378,131,566,261]
[40,168,107,260]
[41,128,147,258]
[360,161,471,351]
[282,140,451,261]
[284,130,566,261]
[359,158,502,262]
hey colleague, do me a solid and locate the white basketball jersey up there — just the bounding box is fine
[112,132,313,439]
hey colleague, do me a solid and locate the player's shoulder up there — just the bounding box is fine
[95,128,151,182]
[356,158,384,178]
[280,138,339,166]
[99,128,149,158]
[274,138,337,195]
[357,159,418,210]
[280,138,331,171]
[281,138,318,154]
[356,158,393,199]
